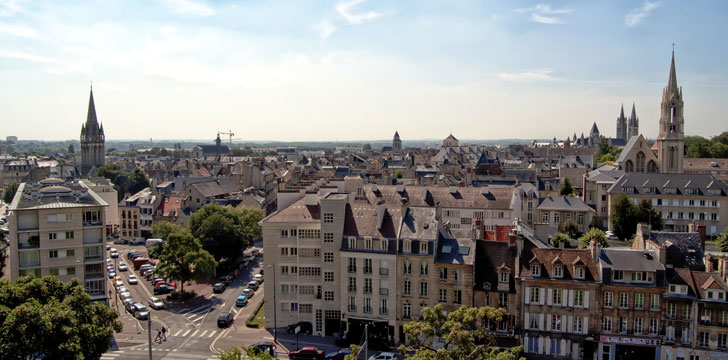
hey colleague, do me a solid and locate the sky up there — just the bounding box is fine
[1,0,727,142]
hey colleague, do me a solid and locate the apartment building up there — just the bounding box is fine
[119,187,157,243]
[607,173,727,236]
[520,243,602,359]
[582,167,624,229]
[474,239,520,343]
[81,178,118,235]
[7,178,108,301]
[536,195,595,234]
[597,249,665,360]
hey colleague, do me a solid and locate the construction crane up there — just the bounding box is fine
[217,130,242,162]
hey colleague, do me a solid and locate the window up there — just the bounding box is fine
[634,318,643,334]
[719,334,727,350]
[542,213,549,222]
[577,213,584,225]
[619,317,628,333]
[403,303,411,318]
[50,268,59,276]
[553,288,562,305]
[552,314,562,331]
[348,237,356,249]
[364,259,372,274]
[527,336,539,353]
[669,284,688,294]
[323,232,334,243]
[300,304,312,313]
[324,272,334,282]
[619,292,629,308]
[324,291,334,301]
[403,260,411,274]
[439,289,447,302]
[632,271,653,283]
[701,308,711,323]
[649,318,658,335]
[553,266,563,278]
[454,270,461,283]
[420,241,428,254]
[66,249,75,257]
[681,327,690,344]
[499,272,508,283]
[531,264,540,276]
[574,290,585,307]
[554,213,560,224]
[403,281,411,296]
[665,326,675,342]
[667,302,676,317]
[498,293,508,308]
[604,292,614,308]
[699,332,709,348]
[324,252,334,263]
[453,290,462,304]
[603,316,612,332]
[440,268,448,282]
[380,299,388,315]
[419,282,428,297]
[650,294,660,310]
[573,317,583,333]
[530,287,540,304]
[529,314,539,329]
[323,213,334,223]
[49,250,58,259]
[364,278,372,294]
[281,247,289,256]
[403,240,411,253]
[683,304,691,320]
[348,277,356,293]
[613,270,624,281]
[420,261,428,275]
[280,266,289,275]
[348,258,356,273]
[48,233,57,240]
[65,231,74,239]
[635,293,644,309]
[348,297,356,312]
[364,237,372,249]
[380,239,388,250]
[574,267,585,279]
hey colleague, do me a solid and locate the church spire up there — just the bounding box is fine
[620,103,625,118]
[86,86,98,128]
[667,48,679,96]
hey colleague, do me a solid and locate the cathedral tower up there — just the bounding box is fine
[392,131,402,151]
[628,103,639,139]
[616,104,627,141]
[655,51,684,174]
[81,87,105,170]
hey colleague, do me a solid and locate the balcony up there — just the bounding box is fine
[379,268,389,276]
[83,238,103,245]
[84,255,103,261]
[380,308,389,315]
[379,288,389,296]
[363,306,372,314]
[348,287,357,293]
[18,237,40,249]
[83,221,103,227]
[348,305,356,312]
[85,272,105,280]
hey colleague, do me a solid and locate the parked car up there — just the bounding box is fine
[220,274,233,285]
[247,281,259,291]
[126,251,142,260]
[117,262,128,271]
[109,250,118,258]
[325,349,352,360]
[153,279,167,287]
[287,321,313,335]
[128,275,138,285]
[242,288,253,297]
[289,347,325,360]
[213,283,227,293]
[114,280,124,288]
[123,299,137,313]
[133,258,152,270]
[368,352,395,360]
[108,270,116,279]
[148,297,165,310]
[217,312,233,328]
[154,285,173,295]
[250,341,276,357]
[133,303,149,320]
[117,285,129,293]
[253,274,263,284]
[259,268,264,275]
[235,295,248,307]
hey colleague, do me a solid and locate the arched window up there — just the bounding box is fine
[647,160,657,173]
[636,152,646,172]
[669,147,676,169]
[625,160,634,172]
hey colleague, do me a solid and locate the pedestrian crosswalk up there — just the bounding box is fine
[169,328,218,338]
[175,304,215,327]
[101,349,217,360]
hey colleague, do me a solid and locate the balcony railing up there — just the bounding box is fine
[84,255,103,261]
[379,288,389,296]
[348,305,356,312]
[379,268,389,276]
[85,272,105,279]
[83,221,103,227]
[379,308,389,315]
[83,238,103,244]
[348,286,357,293]
[18,242,39,249]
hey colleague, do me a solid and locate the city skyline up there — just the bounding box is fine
[1,0,727,141]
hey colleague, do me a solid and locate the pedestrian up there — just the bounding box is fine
[162,326,167,341]
[155,329,162,343]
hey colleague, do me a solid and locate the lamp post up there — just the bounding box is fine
[267,264,277,345]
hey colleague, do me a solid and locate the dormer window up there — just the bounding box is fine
[348,237,356,250]
[531,264,541,277]
[574,267,585,279]
[402,240,411,253]
[553,266,563,278]
[499,272,509,283]
[632,271,654,283]
[707,290,726,301]
[364,237,373,250]
[669,284,688,295]
[664,187,677,194]
[685,188,698,195]
[613,270,624,282]
[420,241,429,254]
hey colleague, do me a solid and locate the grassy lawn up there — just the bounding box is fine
[250,303,265,328]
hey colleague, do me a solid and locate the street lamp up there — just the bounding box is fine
[267,264,277,345]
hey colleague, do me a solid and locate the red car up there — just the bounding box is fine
[289,346,325,360]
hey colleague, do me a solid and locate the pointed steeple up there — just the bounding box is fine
[590,122,599,134]
[667,49,679,97]
[629,103,638,125]
[620,103,625,118]
[86,86,98,128]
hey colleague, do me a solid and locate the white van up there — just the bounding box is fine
[146,238,164,248]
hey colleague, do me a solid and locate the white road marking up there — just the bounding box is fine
[181,329,191,337]
[173,329,183,336]
[207,330,216,338]
[199,330,208,337]
[190,329,200,337]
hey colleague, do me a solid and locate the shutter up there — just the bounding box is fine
[525,313,530,329]
[583,317,589,334]
[568,290,574,307]
[562,289,568,306]
[567,316,573,333]
[525,287,531,304]
[540,288,545,305]
[561,339,567,356]
[539,313,545,330]
[545,337,551,355]
[546,314,552,331]
[584,291,590,309]
[547,288,553,305]
[538,337,544,354]
[524,336,530,352]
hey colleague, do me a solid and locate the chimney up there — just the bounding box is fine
[558,238,565,249]
[449,186,457,194]
[635,223,651,250]
[696,223,706,253]
[480,185,490,195]
[376,200,386,230]
[304,191,318,206]
[589,238,602,262]
[656,244,667,265]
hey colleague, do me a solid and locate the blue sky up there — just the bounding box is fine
[1,0,726,142]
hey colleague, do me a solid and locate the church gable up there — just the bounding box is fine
[616,135,658,173]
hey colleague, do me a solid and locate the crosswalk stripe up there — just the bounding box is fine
[207,330,216,338]
[173,329,183,336]
[191,329,200,337]
[181,329,191,337]
[199,330,208,337]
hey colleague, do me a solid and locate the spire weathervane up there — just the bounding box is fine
[671,42,676,53]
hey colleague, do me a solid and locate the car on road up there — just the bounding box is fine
[117,262,128,271]
[368,352,395,360]
[235,295,248,307]
[289,346,325,360]
[250,341,276,357]
[220,274,234,285]
[247,281,259,291]
[117,285,129,293]
[106,244,111,251]
[123,299,137,313]
[127,251,143,260]
[606,231,618,240]
[213,282,227,293]
[253,274,263,283]
[242,288,253,297]
[128,275,138,284]
[154,285,174,295]
[109,249,119,258]
[148,297,165,310]
[287,321,313,335]
[119,292,132,302]
[325,349,352,360]
[217,312,233,328]
[114,280,124,288]
[108,270,116,279]
[133,303,149,320]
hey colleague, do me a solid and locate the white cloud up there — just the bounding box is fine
[314,20,336,41]
[531,13,561,24]
[0,0,27,17]
[159,0,215,17]
[515,4,573,14]
[0,49,56,62]
[336,0,382,24]
[160,25,177,36]
[0,22,36,37]
[625,1,660,27]
[496,69,557,82]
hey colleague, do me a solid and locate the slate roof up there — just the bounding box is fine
[263,197,320,223]
[666,268,697,298]
[616,136,641,163]
[363,185,515,210]
[398,207,437,240]
[436,232,475,265]
[537,195,595,212]
[608,173,727,196]
[522,248,600,281]
[648,231,703,267]
[599,249,664,272]
[474,240,517,292]
[344,203,402,239]
[190,180,233,198]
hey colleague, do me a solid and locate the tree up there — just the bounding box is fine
[578,227,608,249]
[635,200,663,231]
[216,345,276,360]
[398,304,524,360]
[718,229,728,252]
[189,204,261,262]
[560,179,573,196]
[67,144,75,154]
[561,220,579,239]
[362,143,372,151]
[156,230,216,293]
[0,276,122,359]
[395,170,404,179]
[152,221,185,240]
[611,196,663,240]
[0,241,7,278]
[128,167,150,196]
[685,135,711,158]
[550,232,573,248]
[3,182,18,204]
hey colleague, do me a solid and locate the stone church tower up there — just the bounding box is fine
[616,104,627,142]
[392,131,402,151]
[81,87,105,171]
[627,103,639,139]
[655,51,685,174]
